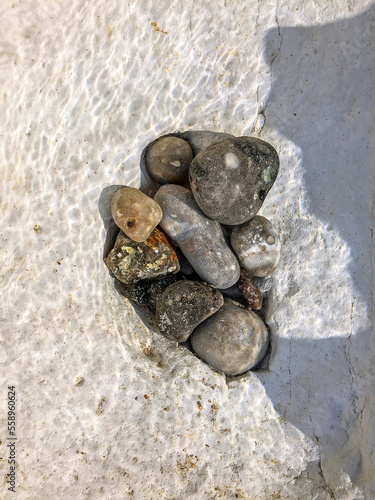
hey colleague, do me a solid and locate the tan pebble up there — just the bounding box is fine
[111,187,162,242]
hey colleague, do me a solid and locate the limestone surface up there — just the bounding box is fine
[154,184,240,289]
[104,228,179,283]
[146,136,193,185]
[111,187,162,242]
[190,298,269,376]
[189,137,279,225]
[231,215,281,277]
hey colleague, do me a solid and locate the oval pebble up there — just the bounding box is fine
[190,299,269,376]
[146,136,193,185]
[154,184,240,289]
[230,216,280,277]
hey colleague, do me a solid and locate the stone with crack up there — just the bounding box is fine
[156,280,224,342]
[189,136,279,225]
[104,227,179,284]
[190,298,269,376]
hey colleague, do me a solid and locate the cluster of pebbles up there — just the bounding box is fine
[104,134,280,377]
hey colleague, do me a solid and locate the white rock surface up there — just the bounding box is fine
[0,1,374,499]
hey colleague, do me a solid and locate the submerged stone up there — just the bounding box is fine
[156,281,224,342]
[238,268,263,310]
[189,136,279,225]
[190,298,269,376]
[104,228,179,284]
[154,184,240,289]
[146,136,193,185]
[231,215,280,277]
[111,187,162,242]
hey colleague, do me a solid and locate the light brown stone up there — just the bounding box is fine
[111,187,163,242]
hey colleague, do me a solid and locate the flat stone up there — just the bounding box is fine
[104,228,179,284]
[238,268,263,310]
[156,281,224,342]
[154,184,240,289]
[111,187,163,242]
[190,298,269,376]
[189,136,279,225]
[230,215,281,277]
[146,136,193,185]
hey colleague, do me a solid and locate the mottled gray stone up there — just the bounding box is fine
[156,281,224,342]
[231,216,281,277]
[146,136,193,185]
[190,298,269,376]
[189,136,279,225]
[154,184,240,289]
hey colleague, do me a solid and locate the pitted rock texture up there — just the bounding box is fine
[104,228,179,284]
[146,136,193,185]
[189,136,279,225]
[231,215,281,277]
[238,268,263,310]
[190,298,269,376]
[154,184,240,289]
[111,187,163,242]
[156,280,224,342]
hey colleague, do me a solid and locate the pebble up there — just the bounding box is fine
[190,298,269,376]
[111,187,163,242]
[230,216,280,277]
[189,136,279,225]
[154,184,240,289]
[156,281,224,342]
[104,227,179,284]
[146,136,193,185]
[238,268,263,310]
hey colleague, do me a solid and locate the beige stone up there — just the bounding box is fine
[111,187,163,242]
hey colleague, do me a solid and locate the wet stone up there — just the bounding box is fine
[156,281,224,342]
[189,136,279,225]
[190,298,269,376]
[111,187,163,242]
[231,215,281,277]
[104,227,180,284]
[238,268,263,310]
[154,184,240,289]
[146,136,193,185]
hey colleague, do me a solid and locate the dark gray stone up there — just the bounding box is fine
[189,136,279,225]
[156,281,224,342]
[190,298,269,376]
[154,184,240,289]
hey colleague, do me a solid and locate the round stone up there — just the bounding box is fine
[230,216,280,277]
[146,136,193,185]
[156,281,224,342]
[189,136,279,225]
[190,299,269,376]
[111,187,163,242]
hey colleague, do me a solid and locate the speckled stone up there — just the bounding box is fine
[238,268,263,310]
[111,187,163,242]
[189,136,279,225]
[231,216,280,277]
[154,184,240,289]
[104,228,179,284]
[156,281,224,342]
[190,298,269,376]
[146,136,193,185]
